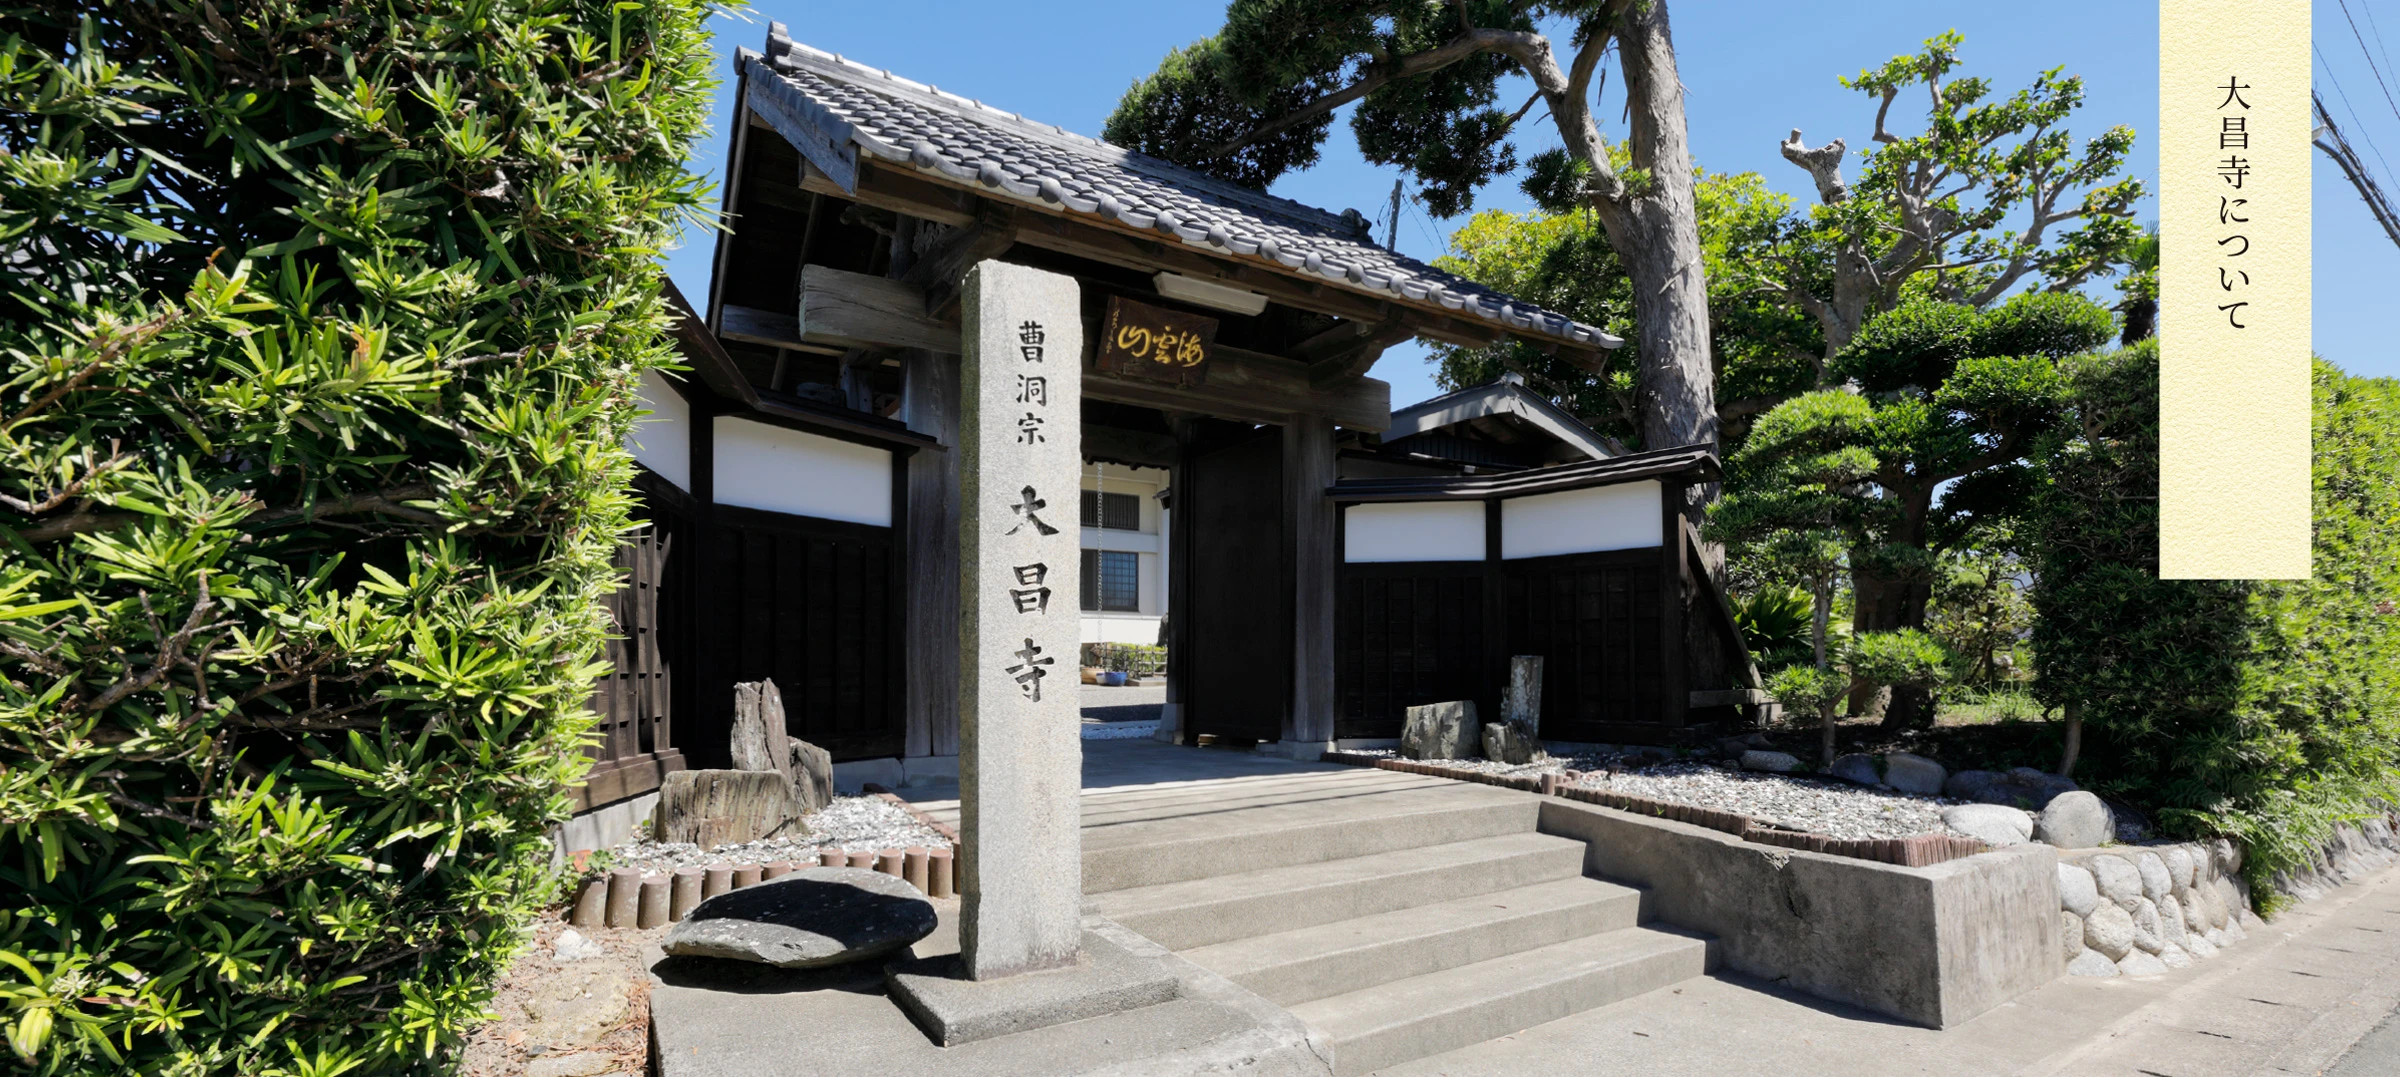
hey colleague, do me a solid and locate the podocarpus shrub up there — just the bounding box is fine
[0,2,716,1071]
[2030,343,2400,911]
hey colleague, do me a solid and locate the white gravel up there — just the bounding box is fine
[1344,747,1971,842]
[609,795,950,874]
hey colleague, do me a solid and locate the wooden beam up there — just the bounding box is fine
[777,267,1395,431]
[1285,415,1338,747]
[903,203,1020,320]
[797,264,961,353]
[1082,424,1179,469]
[720,304,801,351]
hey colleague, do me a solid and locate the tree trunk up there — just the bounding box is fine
[2120,299,2156,345]
[1590,0,1717,467]
[2057,702,2082,777]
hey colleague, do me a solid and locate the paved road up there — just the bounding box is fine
[2329,1010,2400,1076]
[1080,683,1164,723]
[1375,862,2400,1077]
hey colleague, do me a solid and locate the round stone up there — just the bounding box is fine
[1882,752,1947,796]
[2035,792,2116,850]
[1827,753,1881,786]
[2090,855,2145,910]
[1740,750,1800,774]
[2183,891,2210,934]
[2067,950,2120,977]
[2137,852,2173,902]
[2131,898,2166,954]
[2184,932,2219,959]
[2213,838,2243,877]
[2061,911,2088,962]
[1943,803,2033,846]
[2058,863,2101,918]
[2163,846,2197,893]
[2156,895,2189,947]
[661,867,936,969]
[2158,943,2193,970]
[2118,950,2170,977]
[2084,902,2137,960]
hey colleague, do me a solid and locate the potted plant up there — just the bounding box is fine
[1099,646,1133,686]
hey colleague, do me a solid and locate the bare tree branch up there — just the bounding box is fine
[1779,130,1848,204]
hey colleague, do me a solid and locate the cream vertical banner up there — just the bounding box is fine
[955,260,1084,981]
[2159,0,2311,579]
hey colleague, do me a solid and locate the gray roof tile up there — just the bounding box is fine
[747,24,1621,352]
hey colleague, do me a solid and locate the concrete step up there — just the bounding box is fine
[1089,830,1587,952]
[1290,926,1715,1077]
[1081,777,1540,894]
[1180,875,1645,1007]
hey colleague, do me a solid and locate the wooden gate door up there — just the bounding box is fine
[1179,425,1289,743]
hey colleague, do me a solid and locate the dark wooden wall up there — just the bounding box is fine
[1178,424,1289,743]
[1502,549,1669,743]
[578,468,694,810]
[1333,564,1488,740]
[1333,541,1680,744]
[690,503,906,764]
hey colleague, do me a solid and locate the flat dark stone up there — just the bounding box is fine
[662,867,936,969]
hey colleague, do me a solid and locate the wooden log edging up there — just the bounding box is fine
[569,842,957,929]
[1319,750,1990,870]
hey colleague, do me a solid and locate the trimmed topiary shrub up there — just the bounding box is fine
[0,2,717,1071]
[2031,343,2400,912]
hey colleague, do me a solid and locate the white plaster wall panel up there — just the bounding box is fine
[626,369,691,490]
[711,416,892,526]
[1500,480,1660,560]
[1343,501,1488,563]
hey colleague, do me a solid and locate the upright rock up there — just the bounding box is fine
[654,770,806,848]
[1402,701,1479,760]
[729,679,795,782]
[1501,656,1543,739]
[789,737,834,814]
[1482,722,1542,765]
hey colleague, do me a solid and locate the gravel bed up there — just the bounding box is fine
[609,795,950,874]
[1341,747,1970,842]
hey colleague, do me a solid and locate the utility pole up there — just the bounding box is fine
[1385,179,1402,251]
[2315,93,2400,253]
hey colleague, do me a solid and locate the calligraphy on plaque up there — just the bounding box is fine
[1097,296,1216,387]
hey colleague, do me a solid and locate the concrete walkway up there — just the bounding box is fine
[1369,861,2400,1077]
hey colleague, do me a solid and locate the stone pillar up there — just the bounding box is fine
[903,348,962,759]
[1284,413,1338,753]
[956,261,1084,980]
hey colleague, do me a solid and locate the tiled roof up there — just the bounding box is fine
[745,24,1621,352]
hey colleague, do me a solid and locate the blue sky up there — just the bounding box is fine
[663,2,2392,407]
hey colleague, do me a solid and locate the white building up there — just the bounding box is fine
[1080,462,1169,645]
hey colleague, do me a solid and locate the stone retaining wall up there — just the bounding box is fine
[2051,811,2400,978]
[2054,841,2252,977]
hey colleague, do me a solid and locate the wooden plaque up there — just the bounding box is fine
[1097,296,1216,387]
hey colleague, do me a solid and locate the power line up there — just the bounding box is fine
[2317,44,2400,201]
[2315,92,2400,254]
[2363,0,2400,97]
[2337,0,2400,130]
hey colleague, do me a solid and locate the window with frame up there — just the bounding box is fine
[1080,549,1140,612]
[1081,490,1141,531]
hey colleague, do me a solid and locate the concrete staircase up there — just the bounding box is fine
[1083,768,1716,1076]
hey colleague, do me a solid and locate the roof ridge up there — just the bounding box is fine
[761,23,1372,241]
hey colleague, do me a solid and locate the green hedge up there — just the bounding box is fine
[2030,343,2400,910]
[0,2,715,1071]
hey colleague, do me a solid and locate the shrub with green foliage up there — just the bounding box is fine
[2031,343,2400,911]
[0,2,717,1071]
